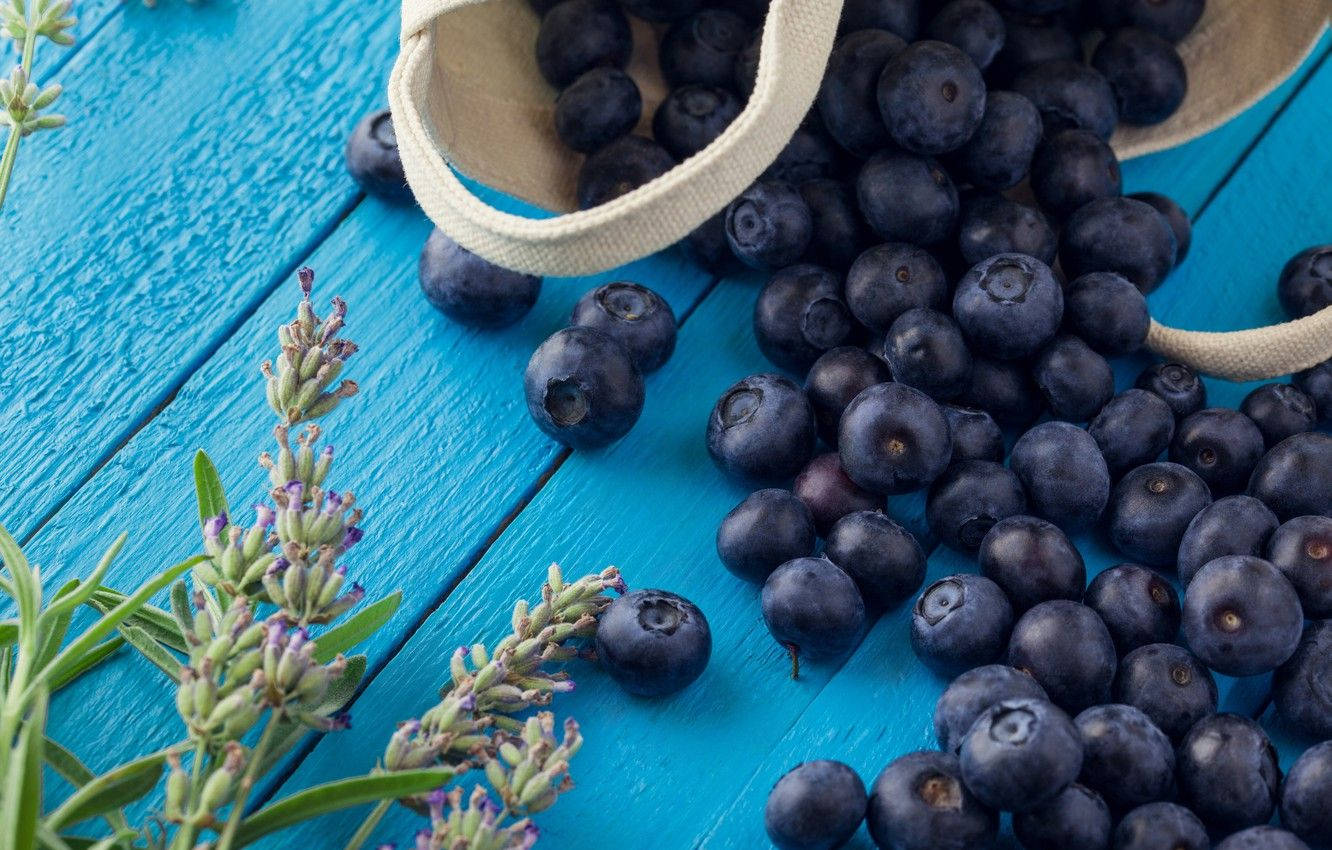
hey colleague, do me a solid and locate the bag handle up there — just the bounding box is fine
[390,0,845,278]
[1147,306,1332,382]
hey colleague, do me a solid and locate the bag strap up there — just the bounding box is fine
[1147,306,1332,382]
[391,0,845,278]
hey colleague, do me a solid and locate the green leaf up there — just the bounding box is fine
[42,534,127,622]
[43,737,136,835]
[110,617,180,682]
[0,620,16,646]
[89,588,186,653]
[1,687,47,850]
[35,824,73,850]
[169,580,192,637]
[232,768,458,846]
[194,450,228,527]
[0,523,42,653]
[48,638,124,693]
[45,749,169,831]
[316,592,401,663]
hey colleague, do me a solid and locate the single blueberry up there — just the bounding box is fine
[959,697,1084,812]
[570,281,676,373]
[1030,128,1123,220]
[878,40,987,155]
[762,556,867,664]
[1092,27,1188,125]
[838,0,920,40]
[681,211,736,273]
[577,135,676,209]
[839,382,954,494]
[715,0,767,21]
[1176,713,1281,835]
[978,515,1085,611]
[1268,514,1332,618]
[733,31,761,99]
[867,751,998,850]
[1241,384,1318,448]
[618,0,703,22]
[1085,564,1180,654]
[927,460,1028,552]
[594,589,711,696]
[716,489,816,584]
[934,664,1048,754]
[1013,59,1119,140]
[652,84,742,160]
[762,125,844,185]
[951,90,1043,190]
[727,182,816,270]
[1060,196,1177,293]
[1093,0,1204,43]
[706,373,817,481]
[1248,432,1332,520]
[524,327,643,449]
[1008,600,1118,712]
[953,253,1064,360]
[419,228,542,328]
[1032,334,1115,422]
[536,0,632,88]
[1278,244,1332,319]
[344,109,410,203]
[1106,461,1212,568]
[883,308,974,401]
[805,347,891,446]
[856,152,959,246]
[1216,827,1311,850]
[799,179,872,271]
[1064,271,1149,355]
[659,8,752,91]
[1171,407,1267,496]
[1074,703,1175,812]
[554,67,641,153]
[1112,802,1209,850]
[956,194,1056,266]
[764,760,868,850]
[1177,495,1280,585]
[1128,190,1192,263]
[1013,783,1112,850]
[942,405,1004,463]
[1088,389,1176,478]
[1182,555,1303,677]
[988,13,1078,85]
[825,509,926,610]
[961,355,1043,427]
[912,574,1014,676]
[1113,643,1217,743]
[925,0,1006,71]
[1136,361,1207,420]
[754,264,854,372]
[1009,421,1110,530]
[1273,620,1332,740]
[1280,740,1332,849]
[845,243,949,333]
[818,29,906,157]
[793,452,882,537]
[1294,359,1332,423]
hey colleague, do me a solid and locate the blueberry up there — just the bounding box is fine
[344,110,410,202]
[754,265,854,372]
[1085,564,1180,654]
[1278,245,1332,319]
[577,135,676,209]
[1010,422,1111,530]
[838,0,920,40]
[818,29,906,157]
[1241,384,1317,448]
[1273,621,1332,740]
[1177,494,1280,585]
[733,31,761,98]
[912,574,1014,676]
[1032,335,1115,422]
[1088,389,1176,478]
[1113,643,1217,743]
[877,40,987,155]
[1268,515,1332,618]
[978,515,1084,611]
[419,229,542,328]
[1294,360,1332,423]
[957,194,1056,266]
[1061,196,1177,293]
[839,382,953,494]
[536,0,632,88]
[799,180,872,270]
[1094,0,1204,43]
[1128,191,1191,263]
[570,282,676,373]
[659,8,751,90]
[1182,555,1303,676]
[962,355,1043,427]
[882,308,974,401]
[934,664,1048,754]
[845,243,949,333]
[793,452,882,537]
[867,751,998,850]
[764,760,868,850]
[927,460,1028,552]
[524,327,643,448]
[554,68,641,153]
[1216,827,1311,850]
[856,152,959,246]
[707,373,817,481]
[942,405,1004,463]
[762,125,843,185]
[1000,0,1073,12]
[1092,28,1187,125]
[951,90,1043,190]
[1013,59,1119,141]
[1248,432,1332,520]
[762,556,867,663]
[681,211,736,273]
[988,14,1079,85]
[1030,128,1123,220]
[717,489,816,584]
[726,182,816,270]
[652,84,741,160]
[1280,740,1332,849]
[594,589,711,696]
[959,697,1084,812]
[1008,600,1118,712]
[1135,362,1207,420]
[1176,713,1281,835]
[1064,272,1149,355]
[1171,408,1267,496]
[1014,783,1112,850]
[618,0,703,22]
[825,509,926,609]
[1074,703,1175,812]
[805,347,891,446]
[953,253,1064,360]
[925,1,1006,71]
[715,0,767,21]
[1106,462,1212,568]
[1112,802,1209,850]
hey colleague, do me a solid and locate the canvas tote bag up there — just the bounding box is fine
[390,0,1332,381]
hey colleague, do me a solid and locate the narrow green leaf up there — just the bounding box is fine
[42,534,127,622]
[2,687,47,850]
[169,580,192,637]
[315,592,401,663]
[193,450,228,527]
[48,638,125,693]
[45,749,169,831]
[232,768,458,846]
[35,595,73,669]
[89,588,186,653]
[0,523,42,650]
[49,833,137,850]
[42,737,95,787]
[1,647,11,689]
[35,823,73,850]
[0,620,16,646]
[108,617,180,682]
[255,719,308,778]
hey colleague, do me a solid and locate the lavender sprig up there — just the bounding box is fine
[0,0,74,210]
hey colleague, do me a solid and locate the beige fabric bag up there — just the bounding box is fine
[390,0,1332,380]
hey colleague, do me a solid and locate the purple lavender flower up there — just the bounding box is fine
[298,267,314,297]
[343,526,364,548]
[204,512,228,540]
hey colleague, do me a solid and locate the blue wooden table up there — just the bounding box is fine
[2,2,1330,846]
